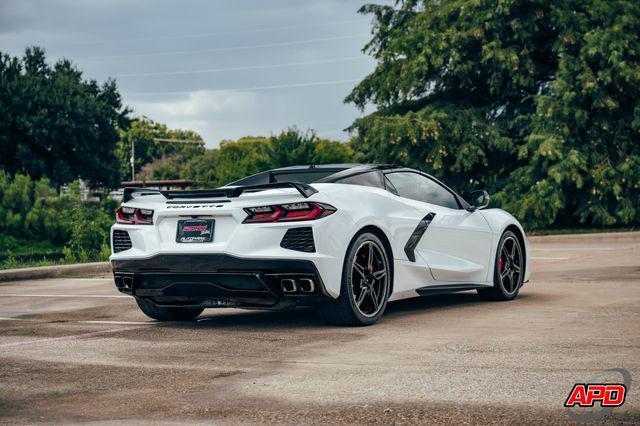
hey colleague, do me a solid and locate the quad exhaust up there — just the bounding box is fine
[298,278,315,293]
[280,278,297,293]
[113,273,134,293]
[279,277,316,294]
[122,276,133,289]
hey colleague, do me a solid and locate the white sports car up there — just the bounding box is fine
[110,164,530,325]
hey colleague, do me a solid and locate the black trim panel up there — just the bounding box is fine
[416,284,488,296]
[404,212,435,262]
[111,254,330,309]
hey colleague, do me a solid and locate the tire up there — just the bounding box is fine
[317,232,391,326]
[135,297,204,321]
[478,230,524,301]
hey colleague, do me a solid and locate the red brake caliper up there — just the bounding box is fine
[499,257,504,271]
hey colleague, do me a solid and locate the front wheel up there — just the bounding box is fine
[478,230,524,301]
[317,232,391,326]
[135,298,204,321]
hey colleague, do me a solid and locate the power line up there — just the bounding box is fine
[152,138,202,144]
[124,78,361,97]
[71,19,367,45]
[77,34,369,60]
[106,56,368,78]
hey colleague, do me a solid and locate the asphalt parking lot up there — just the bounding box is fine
[1,232,639,424]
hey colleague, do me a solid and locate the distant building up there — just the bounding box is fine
[108,179,195,201]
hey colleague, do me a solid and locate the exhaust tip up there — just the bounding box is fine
[281,278,297,293]
[122,276,133,289]
[114,276,124,288]
[298,278,315,293]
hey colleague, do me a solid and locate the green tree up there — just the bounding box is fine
[63,195,115,263]
[499,0,640,227]
[311,139,355,164]
[116,117,205,181]
[215,137,272,185]
[214,129,356,185]
[184,149,219,187]
[268,127,356,167]
[0,47,129,187]
[136,149,219,187]
[347,0,639,228]
[268,128,316,167]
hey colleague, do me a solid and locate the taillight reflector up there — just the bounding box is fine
[243,202,335,223]
[117,207,154,225]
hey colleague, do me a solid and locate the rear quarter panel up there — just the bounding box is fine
[314,183,433,299]
[479,209,531,283]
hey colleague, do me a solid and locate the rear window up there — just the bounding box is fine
[271,171,337,184]
[335,171,385,189]
[229,169,345,186]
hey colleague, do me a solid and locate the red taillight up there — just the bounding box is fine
[243,202,335,223]
[116,207,154,225]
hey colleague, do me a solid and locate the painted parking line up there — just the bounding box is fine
[531,247,615,251]
[531,256,570,260]
[81,320,156,325]
[0,326,149,349]
[0,294,129,298]
[531,244,638,265]
[62,278,115,281]
[0,317,156,326]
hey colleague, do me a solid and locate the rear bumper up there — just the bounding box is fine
[111,254,331,309]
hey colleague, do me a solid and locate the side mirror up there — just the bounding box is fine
[468,190,490,211]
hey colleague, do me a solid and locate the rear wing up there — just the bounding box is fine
[123,182,318,203]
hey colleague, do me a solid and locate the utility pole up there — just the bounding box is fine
[130,138,135,181]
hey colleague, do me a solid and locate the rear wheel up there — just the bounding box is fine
[478,230,524,301]
[135,298,204,321]
[317,232,391,326]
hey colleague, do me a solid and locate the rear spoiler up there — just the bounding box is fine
[123,182,318,203]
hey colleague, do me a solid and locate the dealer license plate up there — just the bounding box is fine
[176,219,215,243]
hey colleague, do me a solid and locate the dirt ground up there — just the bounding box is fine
[1,232,639,424]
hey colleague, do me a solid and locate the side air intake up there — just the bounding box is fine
[280,227,315,253]
[404,212,435,262]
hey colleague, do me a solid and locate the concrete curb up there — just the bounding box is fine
[0,232,637,283]
[0,262,111,283]
[528,231,640,243]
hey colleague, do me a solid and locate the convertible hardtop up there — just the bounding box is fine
[123,164,396,203]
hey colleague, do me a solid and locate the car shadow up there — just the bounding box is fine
[167,290,527,330]
[385,291,486,316]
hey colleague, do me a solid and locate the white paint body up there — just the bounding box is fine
[110,183,530,300]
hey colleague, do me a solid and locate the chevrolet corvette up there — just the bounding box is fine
[110,164,530,325]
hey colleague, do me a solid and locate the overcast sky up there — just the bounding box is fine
[0,0,384,147]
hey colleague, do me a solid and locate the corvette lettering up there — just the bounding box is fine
[167,205,223,209]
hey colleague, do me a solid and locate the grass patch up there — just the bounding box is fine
[0,235,65,270]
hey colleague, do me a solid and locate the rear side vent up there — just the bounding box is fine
[280,227,315,253]
[112,230,133,253]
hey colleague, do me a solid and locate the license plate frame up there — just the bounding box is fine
[176,219,215,243]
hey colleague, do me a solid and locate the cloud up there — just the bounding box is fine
[129,90,259,145]
[0,0,377,148]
